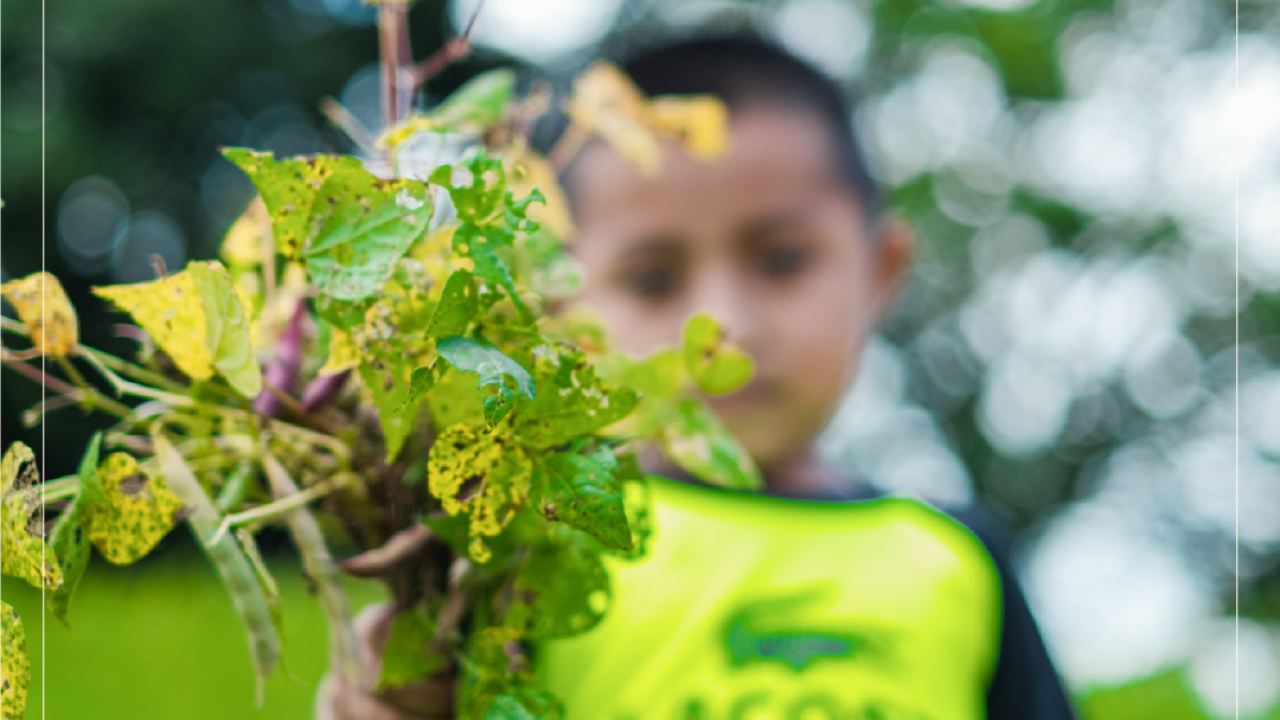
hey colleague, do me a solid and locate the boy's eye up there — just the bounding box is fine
[624,266,681,300]
[759,245,811,277]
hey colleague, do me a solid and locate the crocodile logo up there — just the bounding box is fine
[723,586,893,672]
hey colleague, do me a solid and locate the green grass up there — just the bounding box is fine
[2,549,387,720]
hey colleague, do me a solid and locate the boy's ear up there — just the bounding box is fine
[871,215,915,319]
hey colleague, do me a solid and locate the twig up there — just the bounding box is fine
[337,523,433,578]
[206,474,349,547]
[40,475,80,504]
[0,351,133,417]
[412,0,488,89]
[23,395,80,427]
[320,97,375,155]
[78,348,194,407]
[78,344,186,392]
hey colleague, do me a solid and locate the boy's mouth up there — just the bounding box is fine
[705,379,777,415]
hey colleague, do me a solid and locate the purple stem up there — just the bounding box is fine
[252,300,309,418]
[301,370,350,414]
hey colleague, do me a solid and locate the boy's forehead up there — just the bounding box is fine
[566,106,860,239]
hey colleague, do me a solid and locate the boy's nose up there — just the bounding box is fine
[691,269,764,358]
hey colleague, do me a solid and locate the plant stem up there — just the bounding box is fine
[79,344,186,392]
[378,0,415,129]
[41,475,80,503]
[0,352,133,418]
[206,475,348,546]
[78,348,194,407]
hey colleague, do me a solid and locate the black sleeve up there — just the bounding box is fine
[946,505,1078,720]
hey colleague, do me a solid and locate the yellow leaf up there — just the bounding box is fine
[426,425,532,562]
[221,196,270,268]
[566,61,732,177]
[506,143,575,238]
[84,453,185,565]
[647,96,730,161]
[0,271,80,357]
[319,325,359,375]
[0,442,63,591]
[1,601,29,720]
[93,261,262,396]
[94,269,212,381]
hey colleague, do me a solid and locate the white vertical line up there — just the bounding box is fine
[1233,2,1240,720]
[41,0,48,715]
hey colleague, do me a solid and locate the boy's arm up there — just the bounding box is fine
[947,506,1079,720]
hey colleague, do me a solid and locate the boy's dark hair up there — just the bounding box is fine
[616,34,882,219]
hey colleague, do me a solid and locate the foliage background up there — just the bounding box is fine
[1,0,1278,717]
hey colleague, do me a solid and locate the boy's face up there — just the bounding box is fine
[567,106,912,473]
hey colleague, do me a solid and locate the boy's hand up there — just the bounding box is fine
[315,602,454,720]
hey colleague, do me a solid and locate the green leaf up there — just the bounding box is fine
[437,337,535,425]
[513,346,637,449]
[444,152,507,224]
[315,294,375,330]
[533,451,631,552]
[515,526,610,639]
[426,364,487,429]
[190,261,262,397]
[485,695,537,720]
[358,357,434,462]
[0,442,62,591]
[430,69,515,134]
[47,434,105,628]
[604,347,683,399]
[1,601,29,720]
[424,269,478,339]
[682,312,753,395]
[224,149,434,300]
[377,605,446,691]
[662,399,763,491]
[84,452,185,565]
[457,226,530,323]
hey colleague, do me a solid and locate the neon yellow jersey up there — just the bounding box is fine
[537,477,1003,720]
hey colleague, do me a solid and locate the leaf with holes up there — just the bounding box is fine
[424,269,479,339]
[513,345,637,449]
[436,337,535,426]
[426,425,533,564]
[85,452,185,565]
[0,442,62,591]
[662,398,762,491]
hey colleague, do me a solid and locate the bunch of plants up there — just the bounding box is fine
[0,4,761,719]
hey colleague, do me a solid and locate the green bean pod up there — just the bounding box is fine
[151,430,281,704]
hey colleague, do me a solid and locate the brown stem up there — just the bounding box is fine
[378,1,415,128]
[412,0,488,89]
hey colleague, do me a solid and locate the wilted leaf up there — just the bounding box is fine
[1,271,79,357]
[566,61,732,177]
[681,312,753,396]
[93,261,262,396]
[566,62,662,177]
[662,399,762,491]
[1,601,29,720]
[0,442,63,591]
[427,425,533,563]
[85,452,185,565]
[647,96,730,161]
[532,450,631,552]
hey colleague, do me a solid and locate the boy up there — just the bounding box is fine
[321,35,1076,720]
